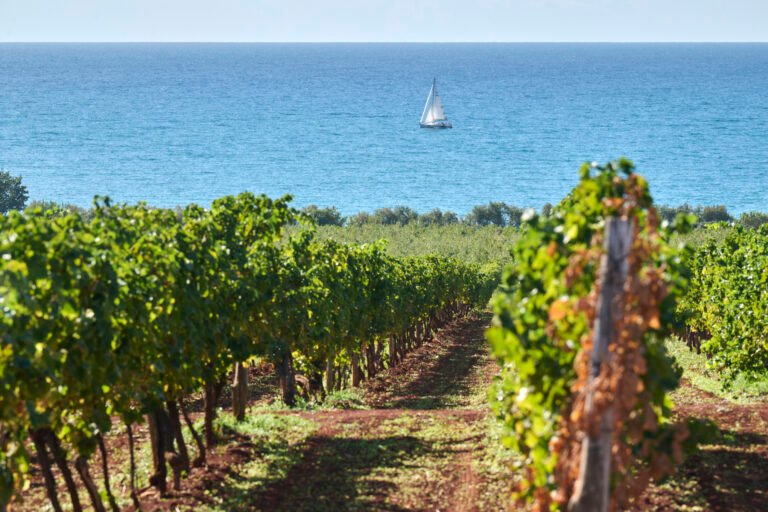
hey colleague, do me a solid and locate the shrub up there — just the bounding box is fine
[739,211,768,228]
[302,205,345,226]
[418,208,459,226]
[0,170,28,214]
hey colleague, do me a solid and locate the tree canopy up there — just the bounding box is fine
[0,171,28,214]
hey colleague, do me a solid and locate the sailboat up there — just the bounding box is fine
[420,78,452,129]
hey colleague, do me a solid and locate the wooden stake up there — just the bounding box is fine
[351,352,362,387]
[232,362,249,421]
[569,217,631,512]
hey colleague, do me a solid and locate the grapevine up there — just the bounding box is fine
[488,159,700,510]
[0,193,497,509]
[680,224,768,383]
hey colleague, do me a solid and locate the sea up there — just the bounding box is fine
[1,43,767,215]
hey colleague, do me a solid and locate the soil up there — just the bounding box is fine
[633,382,768,512]
[247,314,507,512]
[17,315,768,511]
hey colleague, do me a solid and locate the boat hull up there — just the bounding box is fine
[420,121,452,129]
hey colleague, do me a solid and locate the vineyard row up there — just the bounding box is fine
[0,193,498,510]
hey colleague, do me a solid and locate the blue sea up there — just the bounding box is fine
[1,43,767,215]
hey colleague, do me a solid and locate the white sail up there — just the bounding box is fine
[431,93,446,121]
[420,78,452,128]
[420,83,436,124]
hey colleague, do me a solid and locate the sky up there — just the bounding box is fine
[1,0,767,42]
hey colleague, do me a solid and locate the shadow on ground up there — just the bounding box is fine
[366,314,493,410]
[635,426,768,511]
[254,435,437,512]
[679,428,768,511]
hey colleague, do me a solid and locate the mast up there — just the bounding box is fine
[420,80,435,125]
[432,78,446,121]
[432,78,439,113]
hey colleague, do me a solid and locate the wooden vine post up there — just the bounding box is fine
[569,217,632,512]
[232,362,249,422]
[351,353,362,387]
[325,352,336,393]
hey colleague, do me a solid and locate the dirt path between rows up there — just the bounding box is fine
[250,314,506,512]
[634,381,768,511]
[22,312,767,511]
[253,323,768,512]
[22,314,508,512]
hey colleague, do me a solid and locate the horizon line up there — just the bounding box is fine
[2,40,767,44]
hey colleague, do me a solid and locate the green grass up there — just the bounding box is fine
[665,338,768,404]
[315,223,517,267]
[269,411,510,511]
[250,387,370,413]
[673,223,734,249]
[202,412,317,512]
[473,415,519,511]
[313,222,727,269]
[642,476,710,512]
[320,388,369,410]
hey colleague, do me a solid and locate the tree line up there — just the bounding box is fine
[304,201,768,228]
[3,169,765,228]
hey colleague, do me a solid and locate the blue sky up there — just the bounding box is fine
[2,0,767,42]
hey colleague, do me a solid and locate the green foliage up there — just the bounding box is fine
[301,205,345,226]
[673,222,733,248]
[681,224,768,384]
[315,223,517,267]
[321,389,368,410]
[347,206,445,226]
[664,338,768,403]
[0,193,496,506]
[738,211,768,228]
[346,211,372,226]
[465,201,507,226]
[698,205,733,223]
[205,412,316,511]
[343,202,542,227]
[487,159,692,504]
[24,200,92,220]
[371,206,419,225]
[0,171,29,214]
[464,201,526,227]
[418,208,459,226]
[657,203,733,225]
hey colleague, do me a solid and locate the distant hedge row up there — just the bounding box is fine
[302,202,768,228]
